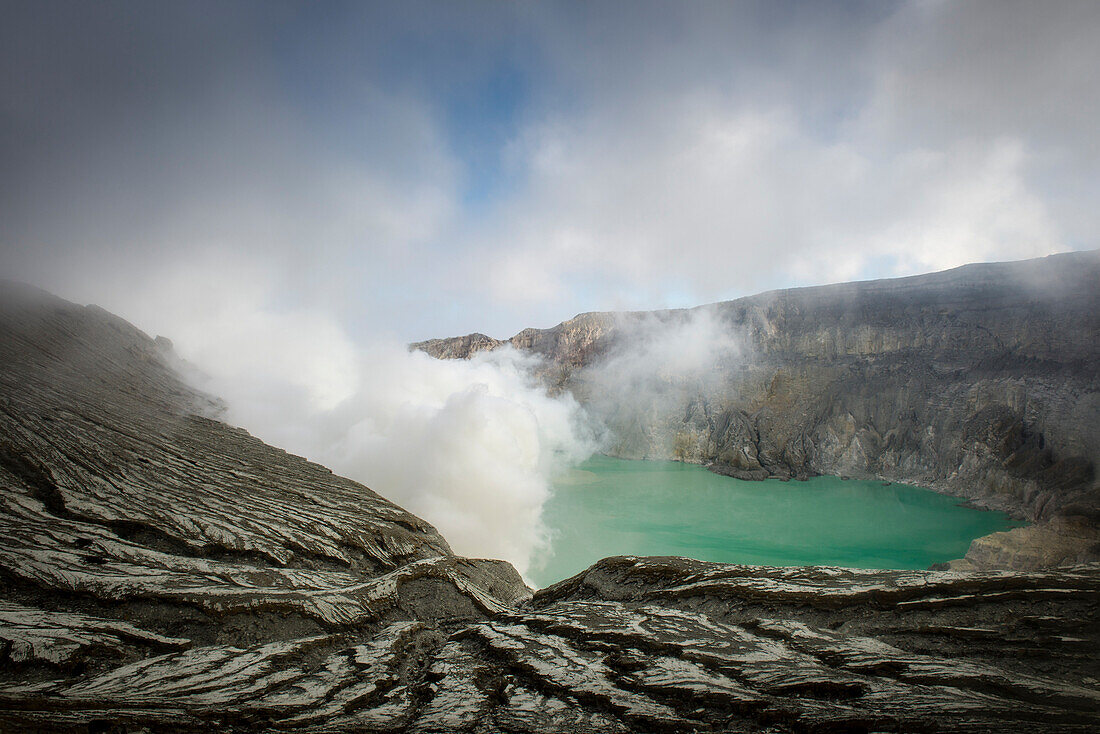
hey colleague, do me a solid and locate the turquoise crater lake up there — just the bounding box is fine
[530,455,1024,588]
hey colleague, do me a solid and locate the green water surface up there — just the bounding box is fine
[530,455,1024,588]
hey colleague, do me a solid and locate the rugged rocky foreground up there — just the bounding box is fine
[416,251,1100,569]
[1,281,1099,731]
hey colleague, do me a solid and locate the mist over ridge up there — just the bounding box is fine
[418,250,1100,574]
[39,249,1092,579]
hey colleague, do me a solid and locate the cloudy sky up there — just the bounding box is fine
[2,0,1098,344]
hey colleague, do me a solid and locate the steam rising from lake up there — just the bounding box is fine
[572,307,744,457]
[599,307,742,385]
[157,271,739,578]
[316,346,595,577]
[182,334,593,578]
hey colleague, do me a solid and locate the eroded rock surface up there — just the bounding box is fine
[2,281,1099,731]
[3,556,1098,732]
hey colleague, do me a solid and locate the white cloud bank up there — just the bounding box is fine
[478,98,1063,312]
[6,1,1096,341]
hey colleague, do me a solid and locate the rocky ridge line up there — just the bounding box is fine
[414,251,1100,570]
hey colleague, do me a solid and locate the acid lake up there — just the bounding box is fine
[530,455,1024,588]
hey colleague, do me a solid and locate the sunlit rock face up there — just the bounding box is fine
[948,517,1100,571]
[419,251,1100,568]
[411,331,504,360]
[1,280,1099,731]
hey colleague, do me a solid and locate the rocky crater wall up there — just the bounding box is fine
[416,252,1100,568]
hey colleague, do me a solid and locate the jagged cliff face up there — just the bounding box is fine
[1,281,1099,730]
[418,252,1100,532]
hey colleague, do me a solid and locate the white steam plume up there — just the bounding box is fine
[312,345,595,577]
[128,268,595,580]
[604,307,743,382]
[102,263,738,578]
[573,307,743,459]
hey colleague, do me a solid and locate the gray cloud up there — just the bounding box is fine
[866,0,1100,155]
[3,1,1097,339]
[464,0,1096,322]
[1,1,464,339]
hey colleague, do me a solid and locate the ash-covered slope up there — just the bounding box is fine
[2,282,1099,732]
[416,251,1100,568]
[0,283,455,574]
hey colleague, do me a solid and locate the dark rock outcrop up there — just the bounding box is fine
[411,332,504,360]
[416,251,1100,567]
[1,281,1099,731]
